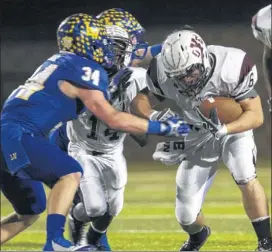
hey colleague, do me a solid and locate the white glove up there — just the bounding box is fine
[194,107,228,140]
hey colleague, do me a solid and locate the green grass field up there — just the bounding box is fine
[1,162,271,251]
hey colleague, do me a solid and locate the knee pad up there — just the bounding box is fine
[73,202,107,222]
[175,194,199,225]
[108,200,123,217]
[108,189,124,216]
[84,200,107,218]
[175,204,198,226]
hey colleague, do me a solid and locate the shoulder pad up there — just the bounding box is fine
[147,56,166,97]
[59,53,110,99]
[220,48,246,84]
[128,67,147,80]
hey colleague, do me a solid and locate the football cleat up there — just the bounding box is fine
[256,237,272,251]
[68,214,88,245]
[43,236,74,251]
[97,233,111,251]
[179,226,211,251]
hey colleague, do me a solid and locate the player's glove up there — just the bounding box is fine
[149,108,178,121]
[159,117,191,137]
[194,107,228,140]
[109,67,133,101]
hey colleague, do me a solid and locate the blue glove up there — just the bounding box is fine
[161,117,191,137]
[148,117,191,137]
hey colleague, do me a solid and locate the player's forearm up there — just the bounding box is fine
[130,93,154,119]
[226,96,264,134]
[263,45,272,99]
[108,111,150,134]
[130,44,162,67]
[226,110,264,134]
[130,50,152,67]
[82,90,167,135]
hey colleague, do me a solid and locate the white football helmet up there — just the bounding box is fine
[105,25,133,70]
[161,29,213,97]
[251,4,271,48]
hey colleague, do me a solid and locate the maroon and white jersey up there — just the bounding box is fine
[148,45,258,128]
[66,67,148,154]
[252,4,271,48]
[150,45,258,165]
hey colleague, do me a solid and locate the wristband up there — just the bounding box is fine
[147,120,166,134]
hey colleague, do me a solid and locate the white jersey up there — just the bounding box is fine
[252,4,271,48]
[148,45,258,152]
[66,67,148,154]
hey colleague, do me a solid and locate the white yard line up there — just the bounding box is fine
[125,201,242,207]
[117,214,246,220]
[22,229,251,235]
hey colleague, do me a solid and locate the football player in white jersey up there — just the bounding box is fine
[64,23,178,250]
[252,4,272,113]
[131,27,272,251]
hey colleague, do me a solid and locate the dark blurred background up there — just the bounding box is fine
[1,0,271,161]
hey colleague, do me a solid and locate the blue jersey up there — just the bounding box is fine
[1,52,109,136]
[48,123,69,152]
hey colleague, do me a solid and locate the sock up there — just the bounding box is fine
[92,212,113,231]
[190,227,207,242]
[46,214,66,240]
[252,217,271,241]
[87,223,105,245]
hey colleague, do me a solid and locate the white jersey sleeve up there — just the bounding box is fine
[146,55,169,99]
[218,47,258,101]
[125,67,149,103]
[252,4,271,48]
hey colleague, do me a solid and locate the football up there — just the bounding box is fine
[199,97,243,124]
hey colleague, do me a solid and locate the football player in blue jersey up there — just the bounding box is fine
[49,9,164,251]
[0,13,191,251]
[97,8,162,67]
